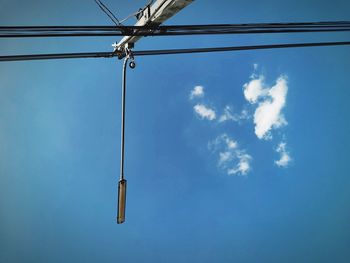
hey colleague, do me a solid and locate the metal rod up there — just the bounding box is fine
[120,56,129,181]
[117,56,129,224]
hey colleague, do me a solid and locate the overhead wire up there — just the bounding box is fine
[0,21,350,38]
[1,41,350,62]
[1,21,350,30]
[94,0,121,25]
[1,29,350,38]
[0,21,349,62]
[0,28,349,38]
[132,41,350,56]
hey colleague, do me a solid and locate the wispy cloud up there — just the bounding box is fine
[189,66,292,174]
[243,74,288,140]
[275,142,291,167]
[218,106,236,122]
[194,104,216,121]
[227,152,252,176]
[190,85,204,100]
[218,151,233,165]
[209,134,252,176]
[218,106,250,123]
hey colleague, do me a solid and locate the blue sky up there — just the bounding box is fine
[1,0,350,262]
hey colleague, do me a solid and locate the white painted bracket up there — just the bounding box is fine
[113,0,193,52]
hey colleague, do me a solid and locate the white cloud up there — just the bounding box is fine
[240,109,250,120]
[208,134,237,151]
[218,106,250,123]
[209,134,252,176]
[275,142,291,167]
[227,152,252,176]
[243,73,288,140]
[193,104,216,121]
[219,151,232,165]
[243,75,267,104]
[219,106,236,122]
[189,66,292,174]
[190,85,204,99]
[226,137,237,149]
[253,76,288,139]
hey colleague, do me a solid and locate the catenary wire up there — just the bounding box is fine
[1,41,349,62]
[1,21,350,30]
[1,21,350,38]
[1,27,350,38]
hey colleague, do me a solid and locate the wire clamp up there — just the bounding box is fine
[125,46,136,69]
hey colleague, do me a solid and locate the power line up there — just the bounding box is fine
[0,52,114,62]
[2,21,350,31]
[1,21,350,38]
[1,28,350,38]
[132,41,350,56]
[1,41,349,62]
[94,0,121,25]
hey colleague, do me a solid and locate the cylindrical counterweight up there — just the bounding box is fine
[117,179,127,224]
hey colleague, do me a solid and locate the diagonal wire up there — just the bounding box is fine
[94,0,121,25]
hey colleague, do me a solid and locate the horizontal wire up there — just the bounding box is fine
[1,20,350,29]
[0,52,115,62]
[1,41,349,62]
[132,41,350,56]
[1,25,350,31]
[1,27,350,38]
[0,21,350,37]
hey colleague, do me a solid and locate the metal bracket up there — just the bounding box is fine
[135,3,151,21]
[125,46,136,69]
[115,43,135,60]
